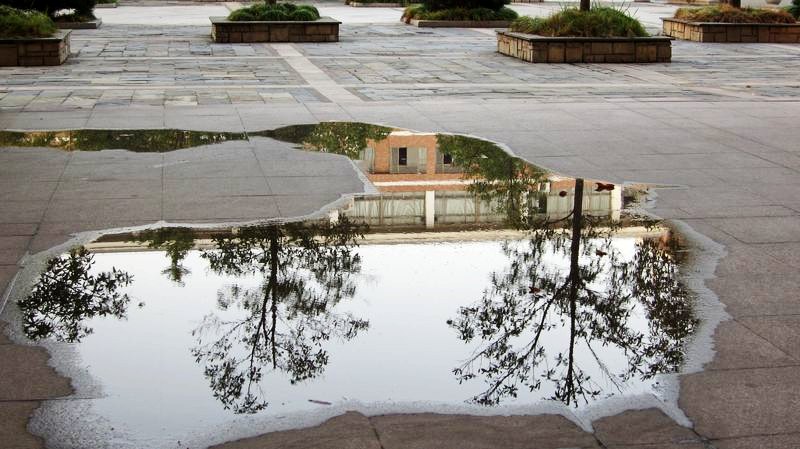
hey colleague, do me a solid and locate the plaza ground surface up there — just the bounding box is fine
[2,1,800,448]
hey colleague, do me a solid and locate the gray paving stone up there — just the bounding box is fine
[705,320,797,370]
[0,401,45,449]
[592,408,701,447]
[712,433,800,449]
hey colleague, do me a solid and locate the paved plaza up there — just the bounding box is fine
[2,1,800,448]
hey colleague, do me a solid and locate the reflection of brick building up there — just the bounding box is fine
[344,130,622,230]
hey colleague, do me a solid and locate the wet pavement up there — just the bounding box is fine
[1,2,800,449]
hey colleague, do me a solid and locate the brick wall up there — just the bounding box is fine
[211,18,340,43]
[663,19,800,43]
[0,31,70,67]
[497,32,672,63]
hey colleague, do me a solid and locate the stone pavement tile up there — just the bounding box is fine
[708,274,800,317]
[712,432,800,449]
[162,196,281,222]
[370,413,600,449]
[267,176,365,196]
[27,234,74,255]
[86,107,165,129]
[0,265,17,297]
[304,103,354,122]
[703,167,800,186]
[164,113,244,132]
[0,345,72,400]
[210,411,381,449]
[34,220,153,237]
[654,187,780,216]
[756,242,800,269]
[678,205,796,220]
[0,181,58,202]
[705,320,796,370]
[0,236,31,251]
[273,194,349,218]
[0,401,45,449]
[52,179,162,200]
[164,177,271,198]
[611,169,723,188]
[61,161,162,182]
[0,156,69,182]
[0,321,11,345]
[0,223,38,236]
[237,104,316,132]
[164,159,264,179]
[680,366,800,440]
[0,201,49,224]
[69,150,164,165]
[705,217,800,244]
[738,316,800,360]
[0,111,90,130]
[715,244,799,277]
[42,198,162,223]
[592,408,701,447]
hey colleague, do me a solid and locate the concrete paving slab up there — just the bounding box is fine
[738,316,800,361]
[705,217,800,244]
[708,274,800,318]
[592,408,701,447]
[0,345,72,400]
[370,413,600,449]
[680,366,800,440]
[210,411,381,449]
[0,401,45,449]
[712,433,800,449]
[705,320,797,370]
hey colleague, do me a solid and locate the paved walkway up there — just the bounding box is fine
[1,2,800,449]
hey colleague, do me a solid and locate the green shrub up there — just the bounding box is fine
[0,0,96,19]
[402,4,517,21]
[786,0,799,19]
[510,6,648,37]
[227,2,321,21]
[0,5,57,38]
[424,0,508,13]
[674,4,795,23]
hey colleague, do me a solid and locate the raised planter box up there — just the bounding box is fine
[56,19,102,29]
[210,16,340,43]
[349,2,405,6]
[95,2,118,8]
[408,19,512,27]
[662,18,800,43]
[0,30,71,67]
[497,31,671,63]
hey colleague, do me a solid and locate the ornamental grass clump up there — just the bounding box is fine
[401,0,517,22]
[510,6,648,37]
[674,4,796,24]
[0,5,57,38]
[228,2,321,21]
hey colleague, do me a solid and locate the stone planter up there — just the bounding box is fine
[349,2,405,6]
[407,19,512,27]
[0,30,71,67]
[210,16,340,43]
[497,31,672,63]
[662,18,800,43]
[56,19,103,29]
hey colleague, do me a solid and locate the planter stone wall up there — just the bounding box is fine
[408,19,511,27]
[663,18,800,43]
[497,31,672,63]
[210,17,340,43]
[0,30,71,67]
[349,2,405,6]
[56,19,102,29]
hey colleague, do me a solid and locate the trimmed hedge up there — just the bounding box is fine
[0,5,57,38]
[228,3,321,21]
[674,5,795,24]
[510,6,648,37]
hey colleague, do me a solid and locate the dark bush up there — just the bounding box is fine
[402,4,517,21]
[0,0,96,18]
[227,2,320,21]
[424,0,508,12]
[510,6,648,37]
[787,0,799,19]
[0,5,57,38]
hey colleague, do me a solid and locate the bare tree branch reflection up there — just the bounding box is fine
[191,218,370,413]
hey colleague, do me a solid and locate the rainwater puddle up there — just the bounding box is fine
[1,123,703,449]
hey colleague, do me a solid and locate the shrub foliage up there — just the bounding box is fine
[510,6,648,37]
[674,4,796,24]
[0,0,96,18]
[228,3,321,21]
[0,5,57,38]
[402,4,518,21]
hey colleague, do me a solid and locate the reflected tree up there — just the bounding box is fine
[18,247,134,343]
[263,122,392,159]
[191,217,370,413]
[133,228,195,284]
[437,134,548,227]
[449,179,697,406]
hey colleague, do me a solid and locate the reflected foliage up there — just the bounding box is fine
[437,134,548,227]
[132,228,195,284]
[262,122,392,159]
[449,179,697,406]
[191,217,369,413]
[0,129,246,152]
[18,247,134,343]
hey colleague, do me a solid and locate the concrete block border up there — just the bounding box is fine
[662,18,800,43]
[0,30,71,67]
[407,19,512,27]
[349,2,405,6]
[210,16,340,43]
[56,19,103,30]
[497,31,672,63]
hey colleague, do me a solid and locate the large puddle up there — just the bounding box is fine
[1,123,710,449]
